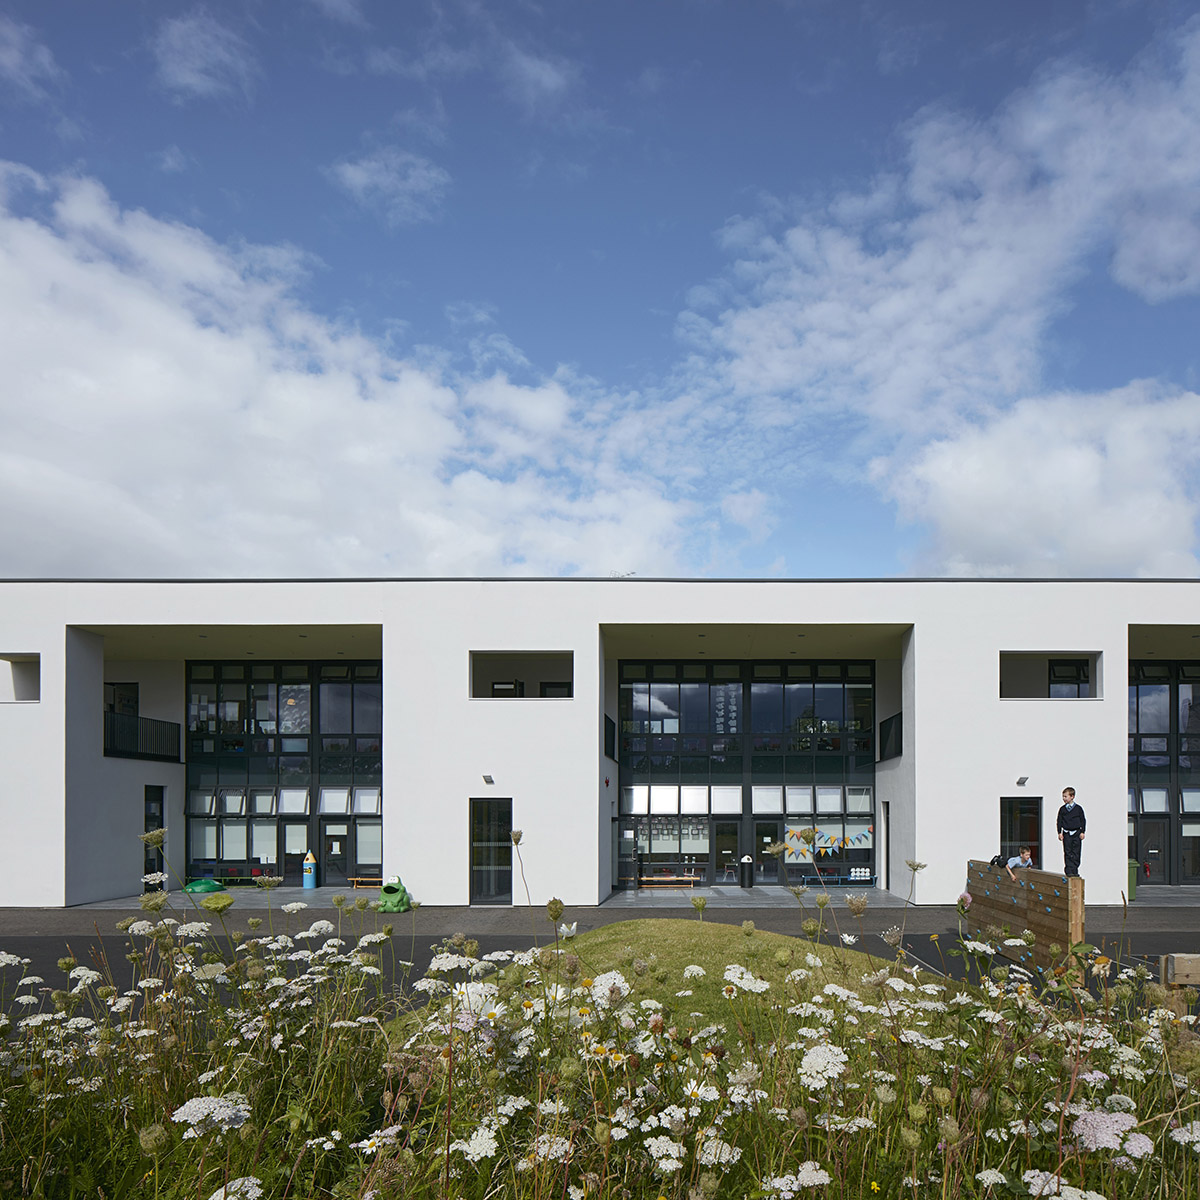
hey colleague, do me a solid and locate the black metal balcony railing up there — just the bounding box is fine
[104,712,182,762]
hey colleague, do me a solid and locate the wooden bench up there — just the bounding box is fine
[348,876,383,889]
[638,874,695,889]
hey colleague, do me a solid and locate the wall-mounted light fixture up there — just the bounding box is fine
[1016,776,1029,786]
[482,775,494,785]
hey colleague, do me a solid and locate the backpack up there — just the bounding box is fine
[989,853,1007,867]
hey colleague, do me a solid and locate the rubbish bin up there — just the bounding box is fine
[738,854,754,890]
[1127,859,1137,901]
[302,851,317,890]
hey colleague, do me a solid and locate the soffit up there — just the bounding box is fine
[599,622,910,661]
[79,624,383,662]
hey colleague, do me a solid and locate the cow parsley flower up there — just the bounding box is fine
[1121,1132,1153,1159]
[207,1179,263,1200]
[762,1162,832,1193]
[1073,1109,1137,1150]
[724,964,770,994]
[450,1123,499,1162]
[1169,1120,1200,1147]
[645,1134,685,1173]
[697,1136,741,1166]
[589,970,630,1008]
[171,1093,252,1139]
[798,1043,848,1089]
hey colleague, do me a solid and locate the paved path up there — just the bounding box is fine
[2,880,1197,995]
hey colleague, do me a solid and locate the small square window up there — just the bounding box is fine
[1141,788,1169,814]
[816,787,842,814]
[188,790,216,815]
[352,786,381,815]
[621,786,649,815]
[250,789,276,815]
[710,785,742,814]
[319,787,350,814]
[846,787,873,813]
[221,790,246,816]
[752,785,783,814]
[650,785,679,814]
[278,788,310,815]
[786,785,813,815]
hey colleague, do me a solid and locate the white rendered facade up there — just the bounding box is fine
[0,578,1198,909]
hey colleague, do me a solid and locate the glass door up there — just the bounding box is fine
[280,820,309,886]
[755,819,783,883]
[1182,819,1200,883]
[321,821,349,887]
[1140,818,1169,884]
[711,820,739,884]
[144,786,165,891]
[470,798,512,904]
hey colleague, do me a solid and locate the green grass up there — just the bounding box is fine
[551,917,882,1026]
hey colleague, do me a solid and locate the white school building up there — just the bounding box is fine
[0,577,1197,909]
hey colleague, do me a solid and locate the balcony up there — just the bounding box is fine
[103,712,181,763]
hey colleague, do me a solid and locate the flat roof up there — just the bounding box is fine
[2,576,1198,586]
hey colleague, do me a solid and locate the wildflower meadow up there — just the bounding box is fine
[0,838,1198,1199]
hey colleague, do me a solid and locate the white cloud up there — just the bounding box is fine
[306,0,368,26]
[152,11,257,103]
[0,16,63,101]
[882,385,1200,577]
[156,145,190,175]
[0,165,689,579]
[499,41,577,112]
[720,490,772,540]
[678,18,1200,576]
[326,146,450,226]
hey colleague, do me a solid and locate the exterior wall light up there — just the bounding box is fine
[1016,776,1029,786]
[482,775,494,785]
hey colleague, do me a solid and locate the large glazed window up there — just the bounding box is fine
[1128,660,1200,884]
[618,660,874,795]
[999,652,1101,699]
[185,660,381,886]
[470,652,573,699]
[615,659,876,889]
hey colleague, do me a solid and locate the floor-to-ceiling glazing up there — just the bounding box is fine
[615,660,875,887]
[185,660,382,886]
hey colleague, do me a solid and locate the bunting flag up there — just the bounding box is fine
[782,824,875,862]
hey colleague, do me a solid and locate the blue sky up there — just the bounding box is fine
[1,1,1199,578]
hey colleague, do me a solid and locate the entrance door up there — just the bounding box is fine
[880,801,890,891]
[322,821,349,887]
[144,786,165,891]
[280,820,309,886]
[754,819,783,883]
[1141,818,1169,884]
[711,820,739,884]
[470,798,512,904]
